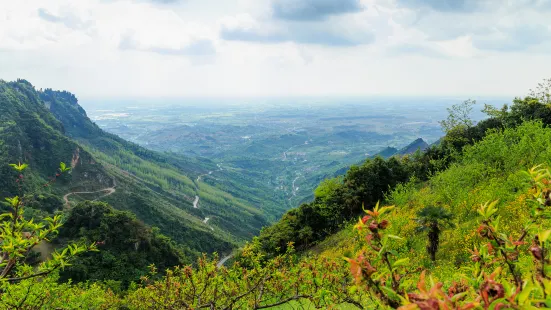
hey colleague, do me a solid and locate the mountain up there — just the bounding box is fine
[0,79,271,257]
[0,80,107,200]
[41,88,283,230]
[4,78,551,309]
[397,138,429,155]
[374,146,399,158]
[344,140,430,167]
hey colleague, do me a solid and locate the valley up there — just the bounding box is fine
[85,97,499,213]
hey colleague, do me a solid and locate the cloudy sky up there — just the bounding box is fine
[1,0,551,99]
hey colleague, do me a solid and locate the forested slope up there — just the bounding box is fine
[40,87,271,242]
[0,79,273,260]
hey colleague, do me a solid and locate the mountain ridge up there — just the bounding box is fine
[0,79,274,257]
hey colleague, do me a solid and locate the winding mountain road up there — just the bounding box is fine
[196,163,224,182]
[217,254,234,268]
[63,187,116,209]
[287,174,303,201]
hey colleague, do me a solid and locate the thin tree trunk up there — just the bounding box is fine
[428,223,440,262]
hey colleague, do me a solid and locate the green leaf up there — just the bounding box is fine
[9,162,28,172]
[518,281,535,305]
[378,205,395,216]
[380,286,401,301]
[539,230,551,243]
[386,235,403,240]
[5,196,20,207]
[388,249,399,257]
[392,258,410,268]
[59,162,71,172]
[450,292,468,303]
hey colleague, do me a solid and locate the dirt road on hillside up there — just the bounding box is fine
[63,187,116,209]
[217,254,234,268]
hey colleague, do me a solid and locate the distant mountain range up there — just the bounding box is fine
[397,138,430,155]
[372,138,430,158]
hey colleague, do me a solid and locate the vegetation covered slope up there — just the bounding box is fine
[39,87,270,242]
[3,79,551,309]
[254,93,549,258]
[0,79,270,259]
[0,80,107,199]
[56,201,187,288]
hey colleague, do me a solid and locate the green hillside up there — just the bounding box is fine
[41,87,272,241]
[56,201,188,289]
[0,79,275,258]
[3,79,551,309]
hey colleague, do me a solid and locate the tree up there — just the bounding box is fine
[482,102,509,119]
[439,99,476,134]
[482,78,551,127]
[313,176,343,201]
[415,205,455,261]
[529,77,551,105]
[57,200,186,287]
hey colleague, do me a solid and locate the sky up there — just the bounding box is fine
[1,0,551,99]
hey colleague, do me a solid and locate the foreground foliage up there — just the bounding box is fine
[4,163,551,309]
[0,163,97,306]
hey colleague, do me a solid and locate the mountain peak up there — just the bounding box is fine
[398,138,429,155]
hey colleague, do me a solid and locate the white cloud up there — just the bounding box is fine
[0,0,550,99]
[389,0,551,50]
[219,7,375,47]
[271,0,364,21]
